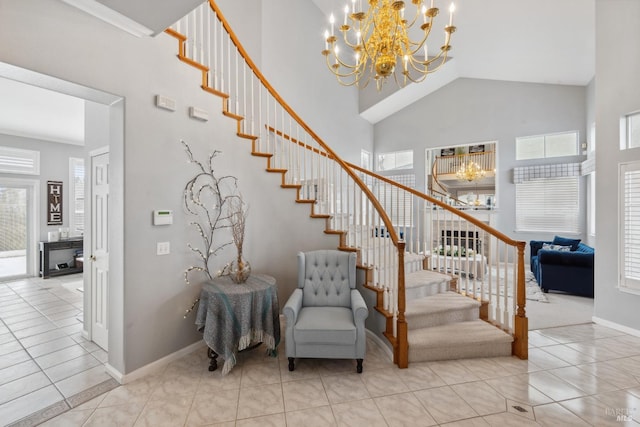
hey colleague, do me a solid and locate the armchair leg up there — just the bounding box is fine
[288,357,295,372]
[356,359,363,374]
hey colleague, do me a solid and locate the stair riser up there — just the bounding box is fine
[406,306,479,329]
[406,281,449,299]
[408,342,512,363]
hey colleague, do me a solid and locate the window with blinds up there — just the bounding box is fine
[377,174,415,227]
[69,158,85,234]
[515,177,580,233]
[621,112,640,150]
[0,146,40,175]
[621,162,640,292]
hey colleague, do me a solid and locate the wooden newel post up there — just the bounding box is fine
[396,241,409,368]
[512,241,528,359]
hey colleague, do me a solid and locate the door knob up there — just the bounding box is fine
[90,255,96,261]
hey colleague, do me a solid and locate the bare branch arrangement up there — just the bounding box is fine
[182,139,242,286]
[229,195,248,268]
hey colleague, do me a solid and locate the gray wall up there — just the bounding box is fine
[0,0,352,374]
[374,78,588,255]
[0,133,84,242]
[259,0,374,160]
[216,0,374,161]
[593,0,640,330]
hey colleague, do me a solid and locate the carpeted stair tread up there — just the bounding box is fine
[405,270,451,289]
[405,292,480,329]
[408,320,513,362]
[405,292,480,316]
[405,269,451,299]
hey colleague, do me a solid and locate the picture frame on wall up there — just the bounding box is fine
[440,147,455,156]
[469,144,485,154]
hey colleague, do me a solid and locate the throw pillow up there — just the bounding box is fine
[552,236,581,251]
[542,243,571,252]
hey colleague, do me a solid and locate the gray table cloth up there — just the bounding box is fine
[195,273,280,375]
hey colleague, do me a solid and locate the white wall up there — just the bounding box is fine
[0,0,345,374]
[374,78,588,254]
[593,0,640,330]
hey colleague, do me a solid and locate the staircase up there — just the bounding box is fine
[405,270,513,362]
[164,0,527,367]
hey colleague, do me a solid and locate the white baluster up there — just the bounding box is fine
[235,48,239,115]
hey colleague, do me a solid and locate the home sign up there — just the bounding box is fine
[47,180,63,225]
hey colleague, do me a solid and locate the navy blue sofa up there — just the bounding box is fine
[530,238,594,298]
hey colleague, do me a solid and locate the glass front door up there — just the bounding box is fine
[0,183,29,279]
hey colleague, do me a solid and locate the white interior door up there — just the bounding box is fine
[91,151,109,351]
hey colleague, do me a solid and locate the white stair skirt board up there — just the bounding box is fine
[405,292,480,329]
[408,320,513,362]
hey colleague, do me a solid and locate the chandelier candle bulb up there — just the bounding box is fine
[422,5,427,24]
[449,3,455,26]
[330,13,335,35]
[344,5,349,25]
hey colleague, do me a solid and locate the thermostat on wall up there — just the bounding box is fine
[153,210,173,225]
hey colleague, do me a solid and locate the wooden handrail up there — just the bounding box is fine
[266,125,524,252]
[346,162,522,247]
[207,0,401,247]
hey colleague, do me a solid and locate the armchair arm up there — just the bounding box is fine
[283,288,303,325]
[351,289,369,323]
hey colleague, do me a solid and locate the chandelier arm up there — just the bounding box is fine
[334,53,364,75]
[403,2,423,30]
[326,52,370,83]
[405,17,434,57]
[341,28,361,49]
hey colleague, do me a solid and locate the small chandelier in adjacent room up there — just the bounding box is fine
[322,0,456,90]
[456,161,486,182]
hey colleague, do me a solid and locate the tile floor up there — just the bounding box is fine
[0,274,116,427]
[3,274,640,426]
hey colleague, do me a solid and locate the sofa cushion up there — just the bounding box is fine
[294,306,356,345]
[553,236,581,251]
[542,243,571,252]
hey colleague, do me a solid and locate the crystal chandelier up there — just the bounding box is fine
[322,0,456,90]
[456,162,486,182]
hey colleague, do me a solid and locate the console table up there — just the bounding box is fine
[39,238,83,279]
[195,273,280,375]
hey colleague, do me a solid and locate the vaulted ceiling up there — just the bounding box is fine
[0,0,595,142]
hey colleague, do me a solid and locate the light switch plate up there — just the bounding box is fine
[157,241,170,255]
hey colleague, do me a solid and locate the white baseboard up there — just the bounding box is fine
[104,340,206,385]
[366,329,393,361]
[592,316,640,338]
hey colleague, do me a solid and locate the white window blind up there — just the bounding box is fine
[378,174,415,227]
[515,177,580,233]
[621,162,640,291]
[0,146,40,175]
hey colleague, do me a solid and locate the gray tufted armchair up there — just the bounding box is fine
[283,250,369,373]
